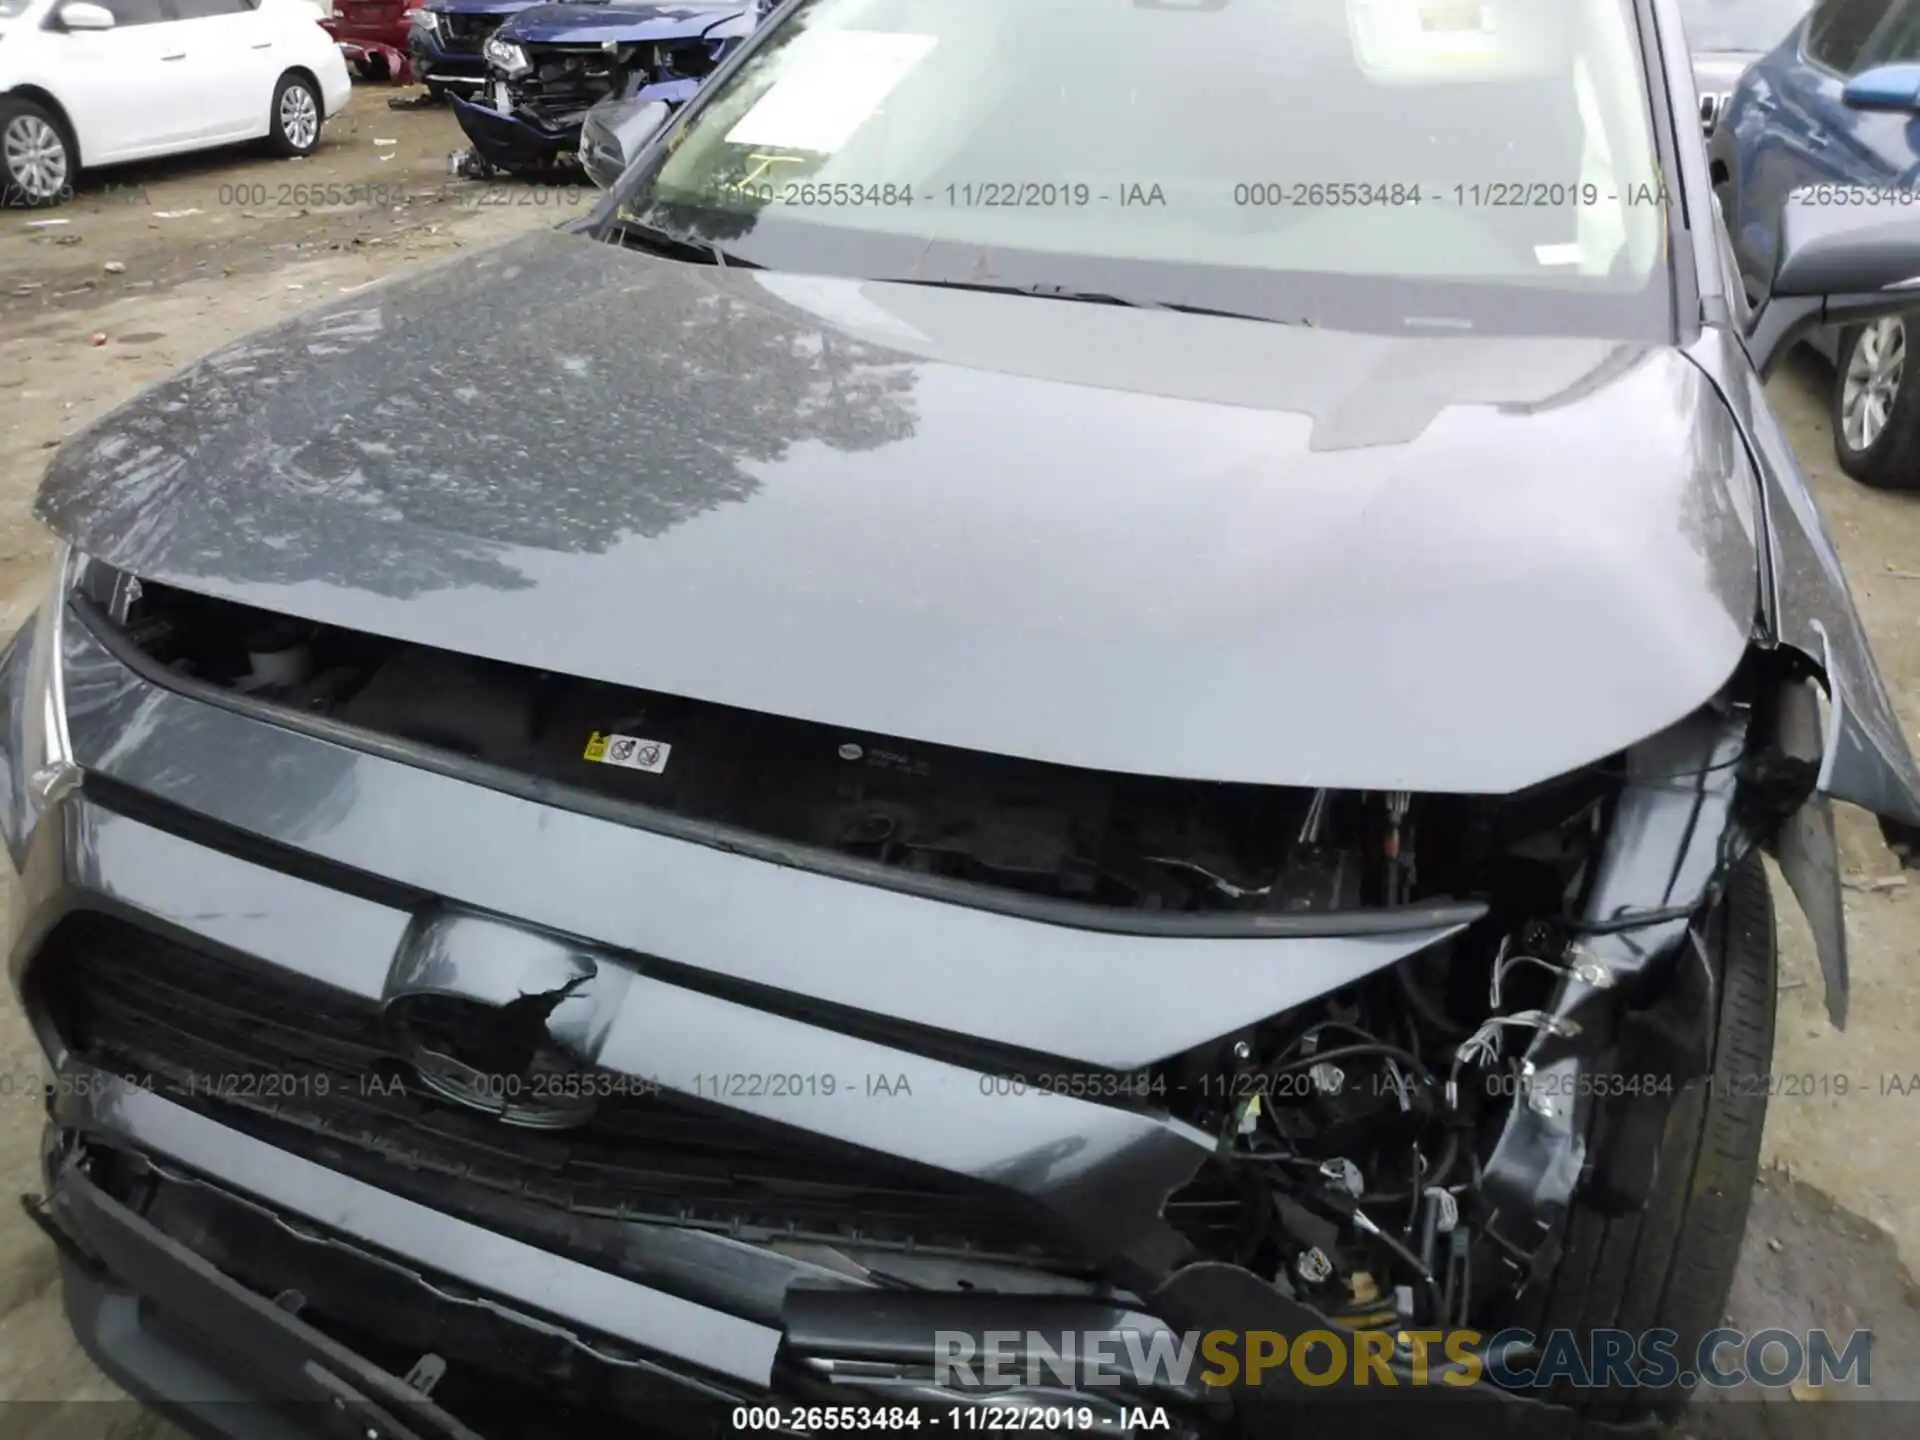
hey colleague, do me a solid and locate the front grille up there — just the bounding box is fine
[439,12,502,51]
[41,912,1079,1270]
[513,45,622,119]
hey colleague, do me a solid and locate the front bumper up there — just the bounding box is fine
[448,92,580,175]
[30,1113,1574,1436]
[0,594,1577,1436]
[409,31,488,92]
[319,23,415,85]
[34,1111,1571,1440]
[42,1158,494,1440]
[35,1093,775,1439]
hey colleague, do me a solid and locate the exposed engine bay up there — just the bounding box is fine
[502,40,718,130]
[1161,939,1611,1332]
[98,580,1616,920]
[83,576,1823,1359]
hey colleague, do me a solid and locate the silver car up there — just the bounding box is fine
[6,0,1919,1434]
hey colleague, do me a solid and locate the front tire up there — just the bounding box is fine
[1833,316,1920,490]
[1522,852,1777,1423]
[268,73,325,158]
[0,97,75,208]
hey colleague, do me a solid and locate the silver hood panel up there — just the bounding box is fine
[36,230,1764,793]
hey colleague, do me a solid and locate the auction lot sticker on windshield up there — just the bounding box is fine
[1349,0,1501,77]
[583,731,672,774]
[725,30,938,153]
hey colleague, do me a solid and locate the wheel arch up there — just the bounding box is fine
[3,86,82,168]
[277,65,325,100]
[270,66,326,146]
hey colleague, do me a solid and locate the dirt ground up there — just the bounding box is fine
[0,81,596,642]
[0,79,1918,1436]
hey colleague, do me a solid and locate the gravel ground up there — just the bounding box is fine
[0,79,1917,1439]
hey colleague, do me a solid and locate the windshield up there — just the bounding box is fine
[0,0,37,17]
[1678,0,1810,54]
[608,0,1672,339]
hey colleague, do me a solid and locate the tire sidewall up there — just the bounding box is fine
[0,100,76,209]
[1511,853,1777,1421]
[1832,315,1920,490]
[270,75,324,158]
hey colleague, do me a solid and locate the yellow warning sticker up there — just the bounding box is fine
[583,732,673,774]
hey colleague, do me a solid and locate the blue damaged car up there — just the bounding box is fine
[449,0,762,177]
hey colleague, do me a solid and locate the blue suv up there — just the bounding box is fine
[409,0,544,103]
[1712,0,1920,487]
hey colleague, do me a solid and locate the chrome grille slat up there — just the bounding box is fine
[44,911,1079,1267]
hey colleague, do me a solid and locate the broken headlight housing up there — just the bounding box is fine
[485,35,531,77]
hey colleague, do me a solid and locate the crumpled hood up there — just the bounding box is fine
[498,0,743,44]
[35,229,1763,794]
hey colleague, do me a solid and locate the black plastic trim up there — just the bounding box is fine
[69,591,1488,943]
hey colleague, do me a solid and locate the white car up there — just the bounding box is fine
[1,0,350,206]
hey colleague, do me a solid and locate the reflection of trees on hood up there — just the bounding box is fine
[35,231,921,600]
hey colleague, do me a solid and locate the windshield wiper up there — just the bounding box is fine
[604,216,758,269]
[890,278,1289,325]
[891,278,1153,308]
[1161,300,1303,324]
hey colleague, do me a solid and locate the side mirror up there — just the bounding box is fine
[579,97,670,191]
[59,2,117,27]
[1842,62,1920,113]
[1746,192,1920,376]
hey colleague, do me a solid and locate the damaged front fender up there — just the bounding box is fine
[1691,336,1920,852]
[1759,428,1920,849]
[1667,334,1920,1046]
[1757,676,1850,1030]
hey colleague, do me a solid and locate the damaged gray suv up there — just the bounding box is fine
[6,0,1920,1436]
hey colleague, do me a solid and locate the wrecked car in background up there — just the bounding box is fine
[407,0,542,103]
[449,0,760,177]
[9,0,1920,1436]
[321,0,426,83]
